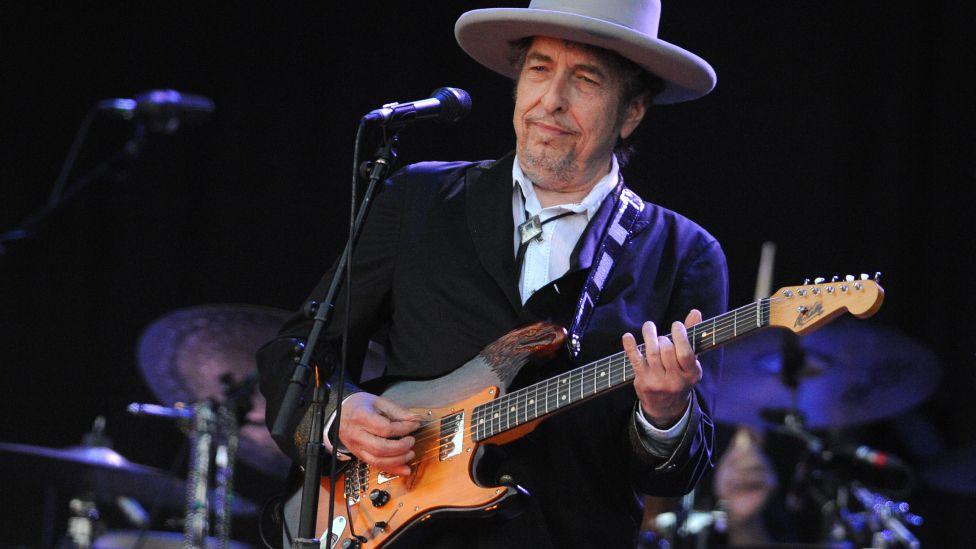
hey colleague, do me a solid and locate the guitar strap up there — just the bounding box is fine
[568,178,644,358]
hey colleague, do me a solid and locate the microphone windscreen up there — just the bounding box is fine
[431,87,471,124]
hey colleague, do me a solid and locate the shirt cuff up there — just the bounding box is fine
[322,393,359,461]
[634,397,692,458]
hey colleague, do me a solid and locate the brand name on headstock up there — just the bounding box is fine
[794,301,824,328]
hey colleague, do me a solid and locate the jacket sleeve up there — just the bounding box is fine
[257,176,405,463]
[626,238,728,496]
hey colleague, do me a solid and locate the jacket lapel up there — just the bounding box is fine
[466,152,523,313]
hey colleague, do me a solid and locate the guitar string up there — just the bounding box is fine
[401,301,777,462]
[398,298,775,453]
[402,297,775,449]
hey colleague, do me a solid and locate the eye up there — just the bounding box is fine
[577,73,600,86]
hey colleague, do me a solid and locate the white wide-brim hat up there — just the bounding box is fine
[455,0,716,104]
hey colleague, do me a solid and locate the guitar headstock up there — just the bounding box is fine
[769,273,885,335]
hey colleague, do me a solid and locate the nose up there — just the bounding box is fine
[539,74,569,114]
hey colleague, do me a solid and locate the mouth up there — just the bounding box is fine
[528,119,574,137]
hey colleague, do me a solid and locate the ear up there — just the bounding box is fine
[619,93,649,139]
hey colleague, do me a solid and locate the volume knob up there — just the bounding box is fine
[369,488,391,507]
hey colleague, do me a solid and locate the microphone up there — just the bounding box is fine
[97,89,215,134]
[828,444,910,474]
[363,87,471,128]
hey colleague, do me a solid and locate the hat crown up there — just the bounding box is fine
[528,0,661,37]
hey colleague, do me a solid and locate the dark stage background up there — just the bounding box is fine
[1,1,973,547]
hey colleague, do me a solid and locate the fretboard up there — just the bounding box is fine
[471,299,770,441]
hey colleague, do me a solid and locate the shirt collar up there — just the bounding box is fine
[512,154,619,220]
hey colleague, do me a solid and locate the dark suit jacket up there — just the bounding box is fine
[258,152,728,548]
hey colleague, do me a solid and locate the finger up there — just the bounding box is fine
[671,320,696,370]
[355,431,416,458]
[657,335,677,373]
[622,332,644,369]
[357,448,415,476]
[374,396,423,423]
[684,309,703,327]
[641,321,660,367]
[359,409,413,439]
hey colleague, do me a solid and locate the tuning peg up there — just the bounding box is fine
[874,271,882,282]
[831,276,839,282]
[803,278,811,285]
[860,273,870,280]
[845,275,855,282]
[814,277,825,284]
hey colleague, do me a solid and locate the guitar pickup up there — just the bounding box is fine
[438,412,465,461]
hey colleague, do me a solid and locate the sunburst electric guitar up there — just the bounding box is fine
[292,276,884,547]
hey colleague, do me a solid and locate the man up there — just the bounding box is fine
[258,1,727,546]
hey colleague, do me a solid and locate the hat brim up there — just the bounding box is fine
[455,8,716,104]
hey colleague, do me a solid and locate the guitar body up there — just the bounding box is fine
[289,322,567,548]
[313,388,508,547]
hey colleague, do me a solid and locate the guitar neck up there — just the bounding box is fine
[471,299,771,441]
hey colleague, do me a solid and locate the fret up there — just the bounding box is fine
[481,407,488,440]
[531,383,541,421]
[575,367,584,404]
[592,361,598,395]
[499,395,507,432]
[512,391,525,426]
[473,407,481,440]
[543,377,552,414]
[513,392,522,428]
[557,373,567,408]
[521,387,528,425]
[506,393,515,429]
[491,399,501,438]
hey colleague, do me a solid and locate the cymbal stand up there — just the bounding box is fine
[183,402,239,549]
[129,401,238,548]
[844,482,922,549]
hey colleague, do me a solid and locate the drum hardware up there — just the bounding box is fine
[136,304,293,478]
[831,483,922,549]
[0,417,247,547]
[128,400,241,548]
[762,411,922,548]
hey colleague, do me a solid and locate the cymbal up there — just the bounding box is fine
[922,442,976,496]
[0,442,257,514]
[137,304,292,478]
[713,318,941,429]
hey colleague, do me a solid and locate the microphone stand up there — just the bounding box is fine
[1,120,146,254]
[277,127,399,548]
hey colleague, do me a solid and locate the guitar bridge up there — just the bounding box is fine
[439,412,464,461]
[344,461,369,504]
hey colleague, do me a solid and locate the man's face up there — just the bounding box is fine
[513,36,646,191]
